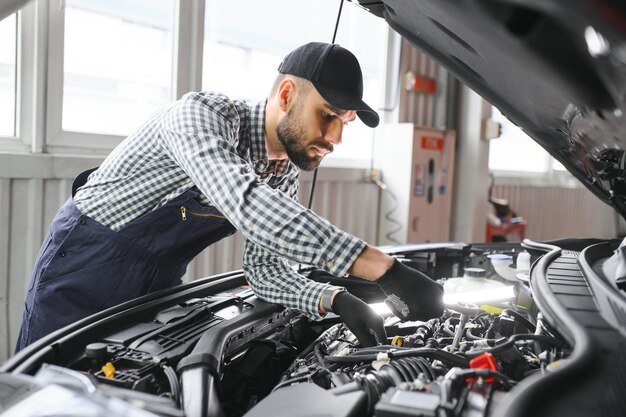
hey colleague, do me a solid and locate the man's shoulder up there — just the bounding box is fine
[162,92,251,134]
[180,91,249,119]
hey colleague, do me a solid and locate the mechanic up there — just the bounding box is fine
[16,42,443,351]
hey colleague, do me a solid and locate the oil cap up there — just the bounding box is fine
[85,343,109,359]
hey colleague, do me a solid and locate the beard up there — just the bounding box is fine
[276,104,331,171]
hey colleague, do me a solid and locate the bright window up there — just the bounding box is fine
[0,13,18,137]
[202,0,389,164]
[62,0,175,136]
[488,107,550,173]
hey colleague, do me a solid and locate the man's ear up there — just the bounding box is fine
[278,78,296,112]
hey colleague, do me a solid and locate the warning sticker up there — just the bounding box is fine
[421,136,444,151]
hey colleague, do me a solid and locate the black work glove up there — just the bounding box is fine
[332,291,387,347]
[377,260,444,321]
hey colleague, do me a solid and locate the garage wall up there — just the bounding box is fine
[398,39,449,128]
[0,156,380,361]
[492,184,621,241]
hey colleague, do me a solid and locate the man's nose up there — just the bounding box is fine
[323,119,343,145]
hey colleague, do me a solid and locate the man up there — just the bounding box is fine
[17,42,443,351]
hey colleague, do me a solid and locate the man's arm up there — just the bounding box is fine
[321,245,393,314]
[243,237,387,347]
[348,245,394,281]
[242,237,339,320]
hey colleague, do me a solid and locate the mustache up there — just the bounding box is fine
[311,141,334,154]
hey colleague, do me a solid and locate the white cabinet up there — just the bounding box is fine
[376,124,456,244]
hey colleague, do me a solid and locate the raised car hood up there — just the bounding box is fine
[358,0,626,218]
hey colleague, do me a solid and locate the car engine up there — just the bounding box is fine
[2,240,620,417]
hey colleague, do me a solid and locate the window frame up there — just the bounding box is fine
[0,11,27,151]
[44,0,204,153]
[487,105,578,186]
[489,154,581,188]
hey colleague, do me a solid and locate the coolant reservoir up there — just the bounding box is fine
[488,254,517,281]
[516,251,531,272]
[488,252,531,282]
[443,267,506,295]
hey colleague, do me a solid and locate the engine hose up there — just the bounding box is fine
[501,309,537,333]
[486,317,499,339]
[407,356,435,380]
[348,344,402,352]
[465,327,485,341]
[297,324,342,359]
[355,357,435,413]
[442,318,458,337]
[326,347,469,368]
[378,348,469,368]
[436,337,453,346]
[465,334,564,358]
[465,328,500,343]
[162,365,180,404]
[314,342,327,369]
[387,360,412,382]
[386,357,434,383]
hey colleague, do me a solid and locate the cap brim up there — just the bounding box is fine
[314,83,380,128]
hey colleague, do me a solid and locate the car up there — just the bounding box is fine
[1,1,626,416]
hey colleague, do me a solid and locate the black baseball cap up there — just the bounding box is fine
[277,42,380,128]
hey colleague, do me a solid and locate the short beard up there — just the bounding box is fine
[276,102,321,171]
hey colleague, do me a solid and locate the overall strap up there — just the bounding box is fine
[71,167,99,197]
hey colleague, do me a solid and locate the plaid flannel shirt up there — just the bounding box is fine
[74,92,366,319]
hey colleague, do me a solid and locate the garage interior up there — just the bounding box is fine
[0,0,622,362]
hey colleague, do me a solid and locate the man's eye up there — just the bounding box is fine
[322,112,334,120]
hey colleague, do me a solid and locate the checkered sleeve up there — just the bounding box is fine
[242,238,336,320]
[158,93,366,277]
[242,164,342,320]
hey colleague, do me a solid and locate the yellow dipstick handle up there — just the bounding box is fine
[391,335,404,347]
[102,362,116,379]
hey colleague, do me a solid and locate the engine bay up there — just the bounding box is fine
[2,240,625,417]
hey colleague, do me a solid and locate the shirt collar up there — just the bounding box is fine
[249,100,268,162]
[249,100,291,178]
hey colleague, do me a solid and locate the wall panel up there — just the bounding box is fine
[398,40,446,128]
[492,185,619,241]
[0,179,10,358]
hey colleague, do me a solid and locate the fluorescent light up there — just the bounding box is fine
[369,302,392,315]
[444,285,516,304]
[585,26,610,57]
[368,285,516,317]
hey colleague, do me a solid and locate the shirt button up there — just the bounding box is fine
[59,251,67,257]
[278,248,286,255]
[326,260,334,269]
[79,218,86,225]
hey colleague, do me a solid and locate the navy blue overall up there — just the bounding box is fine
[17,168,237,351]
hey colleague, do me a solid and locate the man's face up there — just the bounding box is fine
[277,85,356,171]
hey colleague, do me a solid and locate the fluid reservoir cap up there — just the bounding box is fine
[464,267,486,279]
[85,342,109,359]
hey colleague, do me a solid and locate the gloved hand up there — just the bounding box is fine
[332,291,387,347]
[377,259,444,321]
